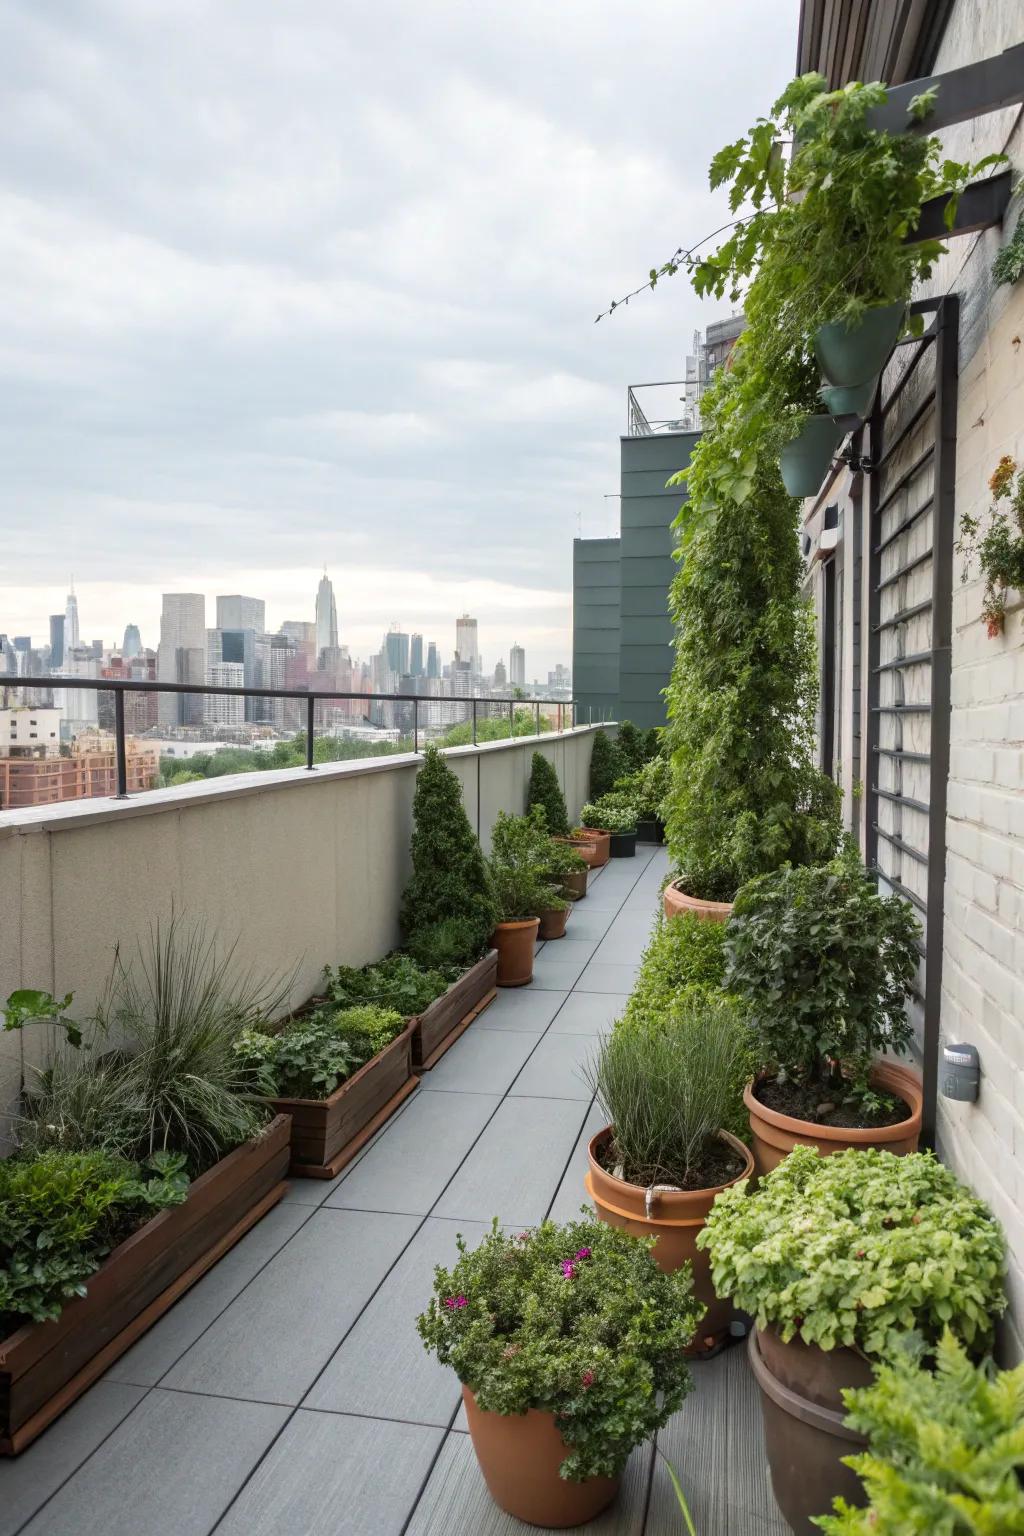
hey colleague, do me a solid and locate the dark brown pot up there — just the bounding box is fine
[576,828,611,868]
[585,1127,754,1350]
[561,869,588,901]
[538,907,569,940]
[662,879,733,923]
[463,1386,619,1528]
[748,1328,869,1535]
[744,1060,923,1175]
[490,918,540,986]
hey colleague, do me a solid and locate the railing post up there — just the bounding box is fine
[306,695,315,770]
[509,699,514,738]
[472,699,477,745]
[413,697,419,754]
[534,701,540,737]
[557,702,563,733]
[114,688,128,799]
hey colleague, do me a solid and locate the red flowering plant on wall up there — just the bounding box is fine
[957,455,1024,636]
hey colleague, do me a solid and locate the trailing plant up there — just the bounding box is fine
[580,796,637,834]
[322,953,451,1017]
[584,992,750,1189]
[588,731,623,799]
[725,851,920,1106]
[400,745,495,966]
[957,454,1024,636]
[417,1216,702,1481]
[235,1004,406,1100]
[0,1148,188,1334]
[487,809,560,923]
[816,1330,1024,1535]
[698,1145,1007,1359]
[526,751,570,837]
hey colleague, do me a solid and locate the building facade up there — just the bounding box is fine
[455,614,479,674]
[0,736,158,808]
[157,593,206,727]
[216,595,266,633]
[509,644,525,688]
[315,571,339,663]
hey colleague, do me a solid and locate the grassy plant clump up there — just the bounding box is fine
[526,752,570,837]
[588,731,623,799]
[418,1217,702,1481]
[400,745,495,966]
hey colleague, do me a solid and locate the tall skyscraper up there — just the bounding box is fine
[456,615,479,674]
[204,661,245,725]
[122,623,142,658]
[64,582,80,653]
[409,633,424,677]
[426,641,441,680]
[493,658,507,689]
[49,615,65,670]
[315,571,338,665]
[384,628,409,679]
[510,644,526,687]
[157,594,206,727]
[217,595,266,633]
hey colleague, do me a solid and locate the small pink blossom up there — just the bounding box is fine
[560,1260,576,1279]
[574,1247,592,1260]
[580,1370,595,1389]
[444,1295,468,1310]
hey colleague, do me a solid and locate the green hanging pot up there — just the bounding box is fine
[780,415,844,498]
[814,302,906,387]
[819,375,879,419]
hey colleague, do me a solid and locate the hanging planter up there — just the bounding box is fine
[780,415,845,498]
[814,302,906,387]
[819,375,878,419]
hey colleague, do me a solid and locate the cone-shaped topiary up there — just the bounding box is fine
[526,752,569,837]
[588,730,623,800]
[400,746,496,966]
[616,721,645,775]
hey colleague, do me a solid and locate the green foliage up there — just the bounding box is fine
[160,732,406,787]
[725,852,920,1100]
[322,952,451,1017]
[0,1148,188,1331]
[400,745,495,965]
[629,755,671,822]
[3,989,81,1049]
[417,1217,702,1481]
[487,809,561,923]
[584,991,750,1188]
[957,455,1024,636]
[235,1004,406,1100]
[526,752,570,837]
[580,796,637,834]
[993,209,1024,288]
[540,838,588,877]
[438,708,548,748]
[816,1330,1024,1535]
[643,727,663,762]
[588,731,623,798]
[615,721,645,774]
[698,1146,1007,1359]
[407,917,489,971]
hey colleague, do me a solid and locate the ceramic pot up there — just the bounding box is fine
[463,1387,620,1528]
[560,869,588,901]
[490,918,540,987]
[538,907,569,940]
[744,1060,923,1175]
[819,376,878,419]
[662,879,733,923]
[814,302,906,387]
[586,1126,754,1349]
[608,829,637,858]
[780,415,845,498]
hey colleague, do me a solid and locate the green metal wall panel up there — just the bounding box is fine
[573,537,620,721]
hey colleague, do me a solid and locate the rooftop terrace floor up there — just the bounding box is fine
[0,845,788,1536]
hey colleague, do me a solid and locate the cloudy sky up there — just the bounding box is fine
[2,0,798,677]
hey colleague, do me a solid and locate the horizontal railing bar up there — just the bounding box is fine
[873,785,931,814]
[873,446,935,517]
[3,676,579,710]
[873,650,934,672]
[874,825,929,864]
[873,746,931,763]
[877,548,932,590]
[871,702,931,713]
[873,599,932,631]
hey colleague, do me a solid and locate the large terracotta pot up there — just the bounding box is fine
[463,1386,619,1528]
[745,1060,923,1175]
[585,1126,754,1349]
[577,828,611,868]
[662,878,733,923]
[561,869,588,901]
[748,1328,870,1536]
[538,907,569,940]
[490,918,540,987]
[554,835,603,870]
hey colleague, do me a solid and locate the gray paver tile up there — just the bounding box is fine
[432,1096,588,1227]
[325,1090,498,1214]
[509,1031,597,1101]
[546,1099,606,1225]
[416,1027,540,1094]
[473,988,569,1032]
[575,961,641,993]
[546,992,629,1034]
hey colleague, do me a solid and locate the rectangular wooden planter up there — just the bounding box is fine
[270,1021,418,1180]
[412,950,498,1071]
[0,1114,291,1456]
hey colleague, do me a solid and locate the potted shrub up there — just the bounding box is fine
[632,753,670,843]
[699,1146,1007,1536]
[541,837,589,902]
[417,1217,702,1528]
[526,751,570,838]
[565,825,609,869]
[725,852,923,1169]
[588,729,623,799]
[400,744,496,969]
[614,720,645,774]
[582,989,753,1350]
[816,1330,1024,1534]
[538,890,571,941]
[580,798,637,858]
[487,811,558,986]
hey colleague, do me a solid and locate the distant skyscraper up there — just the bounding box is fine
[315,571,338,664]
[49,615,65,670]
[410,633,424,677]
[493,659,507,689]
[510,644,526,687]
[384,628,410,680]
[205,661,245,725]
[426,641,441,680]
[456,615,479,674]
[217,595,266,633]
[64,582,80,653]
[122,623,142,658]
[157,593,206,726]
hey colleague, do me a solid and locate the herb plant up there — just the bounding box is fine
[725,852,920,1104]
[816,1330,1024,1535]
[322,953,451,1017]
[235,1005,406,1100]
[957,455,1024,637]
[588,731,623,799]
[698,1146,1006,1359]
[400,745,495,966]
[526,752,570,837]
[418,1217,702,1480]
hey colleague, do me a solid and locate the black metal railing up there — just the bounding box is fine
[2,677,595,801]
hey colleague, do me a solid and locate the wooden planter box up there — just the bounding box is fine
[0,1114,291,1456]
[270,1022,417,1180]
[412,950,498,1070]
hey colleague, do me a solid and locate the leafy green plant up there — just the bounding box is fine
[815,1330,1024,1535]
[725,852,920,1104]
[584,992,750,1189]
[588,731,623,799]
[698,1146,1006,1359]
[0,1148,188,1333]
[235,1004,406,1100]
[541,838,588,878]
[400,745,495,966]
[993,208,1024,288]
[621,913,730,1018]
[526,752,570,837]
[580,797,637,834]
[643,727,663,762]
[615,721,646,774]
[417,1217,702,1481]
[487,809,560,922]
[3,989,82,1049]
[957,455,1024,636]
[322,953,451,1017]
[630,755,671,822]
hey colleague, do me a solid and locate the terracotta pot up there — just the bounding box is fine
[748,1328,869,1535]
[490,918,540,987]
[585,1126,754,1349]
[662,879,733,924]
[560,869,588,901]
[538,907,569,940]
[554,835,602,870]
[463,1386,619,1528]
[577,828,611,868]
[744,1060,923,1175]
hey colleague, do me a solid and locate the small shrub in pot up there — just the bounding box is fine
[588,731,623,799]
[400,745,495,967]
[526,752,570,837]
[580,798,636,835]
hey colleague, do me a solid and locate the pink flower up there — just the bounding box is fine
[516,1232,531,1243]
[560,1261,576,1279]
[580,1370,595,1389]
[574,1247,592,1260]
[444,1295,468,1310]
